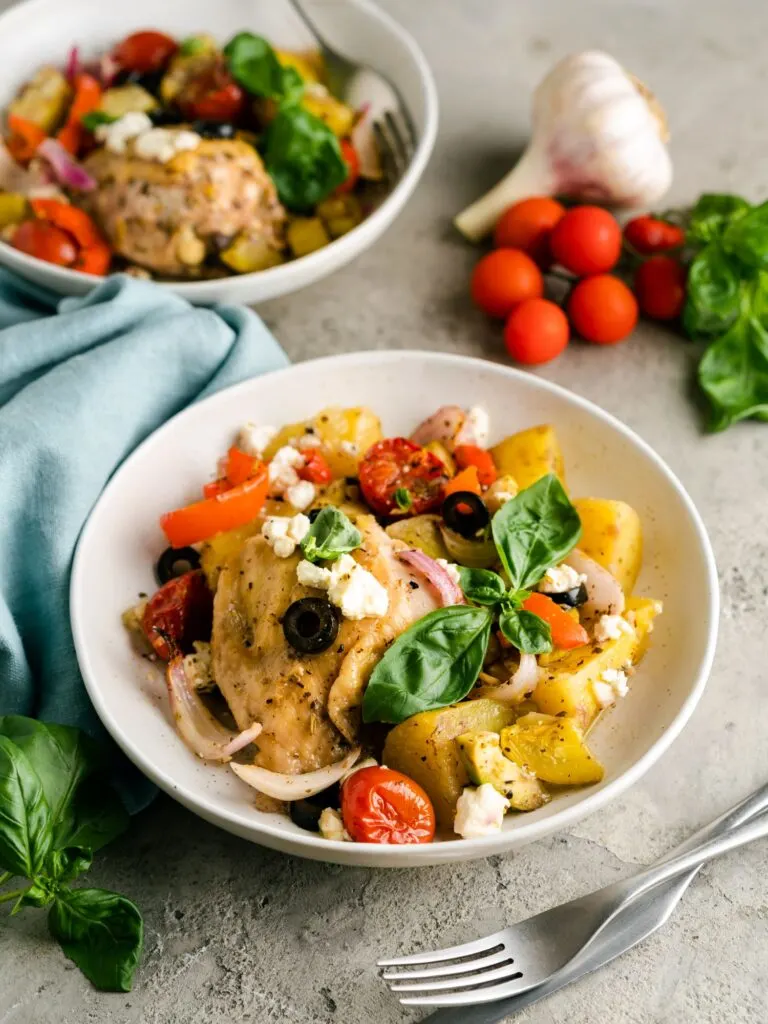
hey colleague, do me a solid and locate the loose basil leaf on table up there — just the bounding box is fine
[48,888,144,993]
[498,607,553,655]
[698,312,768,430]
[687,193,751,245]
[491,474,582,591]
[223,32,304,105]
[362,606,493,724]
[683,243,744,340]
[300,506,362,563]
[721,200,768,270]
[0,734,52,879]
[457,566,507,606]
[263,106,348,211]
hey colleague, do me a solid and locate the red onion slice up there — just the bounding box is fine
[166,657,262,762]
[99,52,120,86]
[397,549,465,607]
[563,549,625,618]
[65,45,81,82]
[231,747,362,801]
[410,405,468,450]
[473,653,540,705]
[38,139,96,192]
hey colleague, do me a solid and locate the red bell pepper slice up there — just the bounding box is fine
[522,592,589,649]
[57,73,102,154]
[160,466,269,547]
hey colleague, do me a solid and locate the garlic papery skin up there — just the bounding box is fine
[455,50,673,242]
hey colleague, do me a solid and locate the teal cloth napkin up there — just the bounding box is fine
[0,271,288,811]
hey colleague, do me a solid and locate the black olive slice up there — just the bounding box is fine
[289,783,342,832]
[548,582,589,608]
[307,507,323,523]
[155,546,201,585]
[190,120,236,139]
[442,491,490,539]
[283,597,339,654]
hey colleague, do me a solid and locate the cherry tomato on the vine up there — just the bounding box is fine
[113,30,178,73]
[624,215,685,256]
[493,196,566,266]
[471,248,544,319]
[634,255,687,321]
[550,206,622,276]
[567,274,638,345]
[503,297,570,365]
[341,766,436,845]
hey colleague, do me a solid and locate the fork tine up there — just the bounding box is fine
[388,960,522,993]
[377,931,507,968]
[398,973,535,1008]
[383,109,411,172]
[381,947,513,981]
[373,120,399,187]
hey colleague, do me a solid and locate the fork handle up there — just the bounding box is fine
[661,780,768,858]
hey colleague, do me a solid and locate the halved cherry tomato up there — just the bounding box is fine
[30,199,103,248]
[443,465,482,498]
[6,114,46,163]
[11,220,77,267]
[202,479,232,499]
[299,450,333,485]
[225,446,259,486]
[359,438,447,516]
[341,766,436,845]
[453,445,497,488]
[624,215,685,256]
[178,65,245,122]
[141,570,213,661]
[57,73,102,154]
[160,466,269,547]
[522,592,589,649]
[113,30,178,73]
[335,139,360,194]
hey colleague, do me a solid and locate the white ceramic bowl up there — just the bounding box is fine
[71,351,718,867]
[0,0,437,304]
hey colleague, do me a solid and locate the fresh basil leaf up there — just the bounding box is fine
[263,106,347,211]
[457,566,507,606]
[722,200,768,270]
[0,735,52,878]
[683,243,744,339]
[18,878,56,910]
[491,475,581,591]
[224,32,304,105]
[687,193,751,244]
[49,888,144,993]
[179,35,208,57]
[394,487,413,512]
[498,608,552,655]
[300,506,362,563]
[64,778,129,854]
[80,111,116,133]
[699,313,768,430]
[47,846,93,884]
[279,65,305,107]
[362,606,492,724]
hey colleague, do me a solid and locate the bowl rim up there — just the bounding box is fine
[0,0,439,297]
[70,350,720,865]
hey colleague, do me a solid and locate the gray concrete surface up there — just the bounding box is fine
[2,0,768,1021]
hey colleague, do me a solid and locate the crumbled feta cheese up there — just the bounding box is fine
[96,112,153,154]
[538,564,587,594]
[594,614,635,644]
[285,480,316,511]
[238,423,277,456]
[592,681,617,709]
[318,807,351,841]
[296,432,322,450]
[436,558,462,586]
[467,406,490,447]
[593,667,630,708]
[268,445,305,494]
[327,553,389,620]
[454,784,509,839]
[297,559,333,589]
[133,127,201,163]
[261,513,311,558]
[340,440,359,456]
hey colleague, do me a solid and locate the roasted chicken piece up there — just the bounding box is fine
[211,516,439,775]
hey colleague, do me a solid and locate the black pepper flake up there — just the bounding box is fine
[337,644,345,653]
[243,640,252,648]
[265,698,273,705]
[138,591,148,599]
[409,581,419,590]
[248,581,253,590]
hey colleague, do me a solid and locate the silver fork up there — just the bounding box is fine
[284,0,417,184]
[380,782,768,1008]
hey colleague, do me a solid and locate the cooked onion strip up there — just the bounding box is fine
[397,549,465,606]
[563,549,625,617]
[473,653,540,705]
[230,747,362,801]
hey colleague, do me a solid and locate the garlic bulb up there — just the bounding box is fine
[455,51,673,242]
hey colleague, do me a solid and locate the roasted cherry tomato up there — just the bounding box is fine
[141,570,213,661]
[634,255,687,321]
[113,30,178,74]
[453,445,497,488]
[522,592,589,650]
[160,467,269,547]
[335,139,360,194]
[359,438,447,516]
[30,199,103,248]
[623,215,685,256]
[567,274,638,345]
[550,206,622,276]
[493,196,566,266]
[11,220,77,267]
[178,65,245,122]
[299,450,334,485]
[341,766,436,845]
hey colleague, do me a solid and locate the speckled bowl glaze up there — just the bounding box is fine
[71,352,718,867]
[0,0,437,304]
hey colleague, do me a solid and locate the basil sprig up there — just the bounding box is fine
[300,506,361,563]
[362,474,581,723]
[223,32,304,106]
[0,717,141,992]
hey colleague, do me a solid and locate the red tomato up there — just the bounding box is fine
[624,215,685,255]
[142,570,213,661]
[11,221,77,267]
[299,450,333,485]
[522,592,589,649]
[335,139,360,194]
[567,274,638,345]
[503,298,570,365]
[453,445,497,487]
[550,206,622,276]
[341,766,436,844]
[113,30,178,73]
[493,196,566,266]
[359,438,447,516]
[470,248,544,319]
[178,65,245,122]
[634,255,687,321]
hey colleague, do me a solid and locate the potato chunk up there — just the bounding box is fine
[574,498,643,592]
[457,730,549,810]
[490,425,565,490]
[500,713,604,785]
[264,406,382,478]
